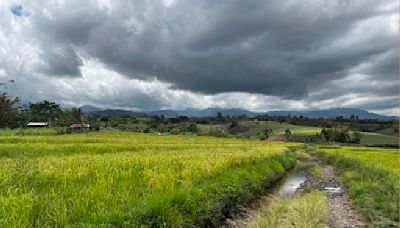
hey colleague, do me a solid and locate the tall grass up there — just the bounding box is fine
[0,131,299,226]
[254,191,327,228]
[315,146,400,227]
[0,128,66,136]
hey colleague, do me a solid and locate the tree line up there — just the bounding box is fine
[0,93,83,128]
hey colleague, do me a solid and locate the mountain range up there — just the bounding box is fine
[267,108,398,121]
[80,105,397,120]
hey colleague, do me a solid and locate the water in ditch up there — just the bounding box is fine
[277,169,307,197]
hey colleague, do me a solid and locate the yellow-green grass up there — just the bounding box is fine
[197,124,222,134]
[373,127,399,137]
[0,131,299,227]
[315,146,400,227]
[239,121,321,136]
[360,132,399,146]
[254,191,327,228]
[0,128,66,136]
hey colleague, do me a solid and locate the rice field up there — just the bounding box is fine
[239,121,322,136]
[0,131,298,227]
[359,132,399,146]
[316,146,400,227]
[0,128,66,136]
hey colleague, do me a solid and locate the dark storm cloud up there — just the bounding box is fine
[361,49,399,81]
[38,44,83,77]
[26,0,397,99]
[1,0,398,114]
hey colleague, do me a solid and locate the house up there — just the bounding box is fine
[68,124,91,132]
[26,122,48,128]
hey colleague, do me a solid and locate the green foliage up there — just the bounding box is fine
[263,128,273,138]
[0,93,20,128]
[257,133,267,141]
[216,112,225,122]
[29,100,62,124]
[320,128,362,144]
[57,107,83,126]
[208,128,230,137]
[284,129,292,140]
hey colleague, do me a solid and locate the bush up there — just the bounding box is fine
[257,133,267,141]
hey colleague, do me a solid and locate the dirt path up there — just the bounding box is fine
[222,163,366,228]
[299,165,365,228]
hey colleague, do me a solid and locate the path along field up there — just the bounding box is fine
[0,132,298,227]
[315,146,400,227]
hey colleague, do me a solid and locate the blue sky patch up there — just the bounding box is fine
[10,4,23,17]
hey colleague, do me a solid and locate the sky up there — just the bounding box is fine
[0,0,398,115]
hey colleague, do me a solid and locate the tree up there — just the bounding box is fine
[29,100,62,126]
[352,131,362,144]
[257,133,267,141]
[186,123,199,133]
[216,112,225,122]
[263,128,273,139]
[284,129,292,140]
[57,107,83,126]
[0,93,20,128]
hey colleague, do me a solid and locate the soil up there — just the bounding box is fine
[221,195,267,228]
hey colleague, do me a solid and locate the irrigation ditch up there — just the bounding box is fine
[221,148,365,228]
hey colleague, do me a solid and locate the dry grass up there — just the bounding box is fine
[253,191,328,228]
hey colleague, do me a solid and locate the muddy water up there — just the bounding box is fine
[277,170,307,197]
[271,162,311,198]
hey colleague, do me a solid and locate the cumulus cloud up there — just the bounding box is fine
[0,0,398,114]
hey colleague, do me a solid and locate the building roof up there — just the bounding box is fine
[27,122,48,126]
[70,124,90,128]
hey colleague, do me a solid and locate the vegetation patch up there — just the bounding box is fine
[254,191,327,228]
[360,132,399,146]
[239,120,321,137]
[0,127,67,136]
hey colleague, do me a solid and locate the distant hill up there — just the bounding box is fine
[146,109,179,116]
[79,105,397,120]
[92,109,148,117]
[80,106,148,117]
[167,108,260,117]
[267,108,397,120]
[80,105,102,113]
[142,108,259,117]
